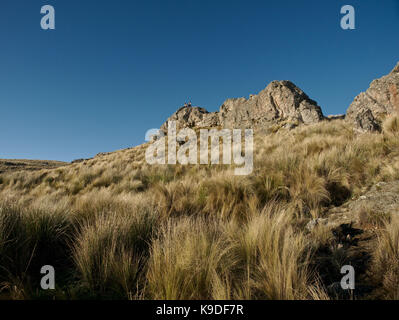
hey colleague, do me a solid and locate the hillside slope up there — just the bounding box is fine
[0,116,399,299]
[0,159,67,174]
[1,63,399,300]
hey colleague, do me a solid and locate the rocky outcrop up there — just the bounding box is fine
[161,80,324,131]
[160,106,220,133]
[307,180,399,231]
[218,81,324,128]
[346,62,399,132]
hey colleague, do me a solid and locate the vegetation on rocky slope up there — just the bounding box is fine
[0,116,399,299]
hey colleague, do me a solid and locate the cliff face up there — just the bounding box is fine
[161,80,324,132]
[346,62,399,132]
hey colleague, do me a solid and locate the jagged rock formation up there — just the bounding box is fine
[346,62,399,132]
[218,81,324,128]
[161,80,324,131]
[160,106,219,133]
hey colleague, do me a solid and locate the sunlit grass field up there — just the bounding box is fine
[1,116,399,299]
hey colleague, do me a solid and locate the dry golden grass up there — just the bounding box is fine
[146,217,231,299]
[383,114,399,137]
[72,206,157,299]
[372,215,399,299]
[147,204,327,300]
[0,117,399,299]
[222,204,326,300]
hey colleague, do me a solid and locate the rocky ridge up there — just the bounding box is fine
[346,62,399,132]
[161,61,399,134]
[161,80,325,132]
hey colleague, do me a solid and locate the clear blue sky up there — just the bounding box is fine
[0,0,398,161]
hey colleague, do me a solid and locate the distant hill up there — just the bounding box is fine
[0,159,67,173]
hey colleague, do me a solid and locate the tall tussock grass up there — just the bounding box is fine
[72,204,158,299]
[0,203,72,298]
[223,204,327,299]
[383,115,399,137]
[146,217,231,299]
[371,216,399,299]
[146,204,328,300]
[1,119,399,299]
